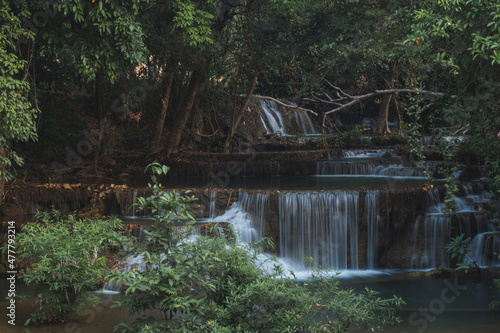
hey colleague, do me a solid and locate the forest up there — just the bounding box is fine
[1,0,500,332]
[0,0,498,186]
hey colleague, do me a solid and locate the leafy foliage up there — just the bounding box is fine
[12,210,123,325]
[445,234,478,272]
[0,0,39,181]
[35,0,150,82]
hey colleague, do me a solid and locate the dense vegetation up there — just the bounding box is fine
[0,0,496,190]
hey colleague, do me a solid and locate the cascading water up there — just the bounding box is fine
[211,191,269,244]
[259,100,287,135]
[209,189,217,218]
[279,191,359,270]
[366,191,380,269]
[316,161,429,177]
[258,99,317,136]
[472,231,500,267]
[316,161,374,175]
[293,109,316,135]
[411,183,494,269]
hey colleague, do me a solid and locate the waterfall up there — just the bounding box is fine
[279,192,359,270]
[293,109,316,135]
[211,191,269,244]
[316,161,374,175]
[260,100,287,135]
[258,99,317,136]
[366,191,380,269]
[342,149,394,158]
[131,190,138,216]
[371,165,428,177]
[472,232,500,267]
[316,161,428,177]
[411,183,494,269]
[209,190,217,218]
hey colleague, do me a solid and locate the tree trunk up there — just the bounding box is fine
[93,68,106,172]
[224,75,258,153]
[166,67,205,155]
[149,66,176,155]
[393,97,403,134]
[376,65,396,134]
[377,94,393,134]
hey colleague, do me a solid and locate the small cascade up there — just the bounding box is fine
[463,182,490,203]
[259,100,287,135]
[211,191,269,244]
[342,149,394,158]
[422,215,450,268]
[316,161,428,177]
[411,189,453,269]
[316,161,374,175]
[411,183,495,269]
[132,190,138,216]
[472,232,500,267]
[366,191,380,269]
[279,191,359,270]
[237,191,269,242]
[209,190,217,218]
[371,164,428,177]
[258,99,317,136]
[293,109,316,135]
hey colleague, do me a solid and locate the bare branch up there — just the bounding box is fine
[324,79,354,99]
[323,88,446,117]
[253,96,318,116]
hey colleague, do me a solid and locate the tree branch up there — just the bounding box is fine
[317,85,448,128]
[252,95,318,115]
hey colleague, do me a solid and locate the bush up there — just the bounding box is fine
[107,163,405,332]
[12,210,123,325]
[372,131,390,146]
[343,124,365,146]
[389,133,409,145]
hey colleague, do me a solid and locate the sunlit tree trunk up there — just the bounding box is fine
[377,64,396,134]
[149,66,176,155]
[377,94,393,134]
[166,65,205,155]
[224,75,258,153]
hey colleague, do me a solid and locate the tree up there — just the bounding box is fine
[27,0,150,170]
[0,0,39,199]
[408,0,500,191]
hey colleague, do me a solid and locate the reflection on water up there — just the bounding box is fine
[345,276,500,333]
[2,274,499,333]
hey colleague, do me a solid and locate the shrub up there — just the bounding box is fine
[343,124,365,146]
[12,210,123,325]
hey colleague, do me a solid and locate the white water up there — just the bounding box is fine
[258,99,317,136]
[366,191,380,269]
[260,100,287,135]
[411,184,495,269]
[279,191,359,270]
[316,161,429,177]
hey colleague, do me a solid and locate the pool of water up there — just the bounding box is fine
[79,173,439,191]
[2,273,498,332]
